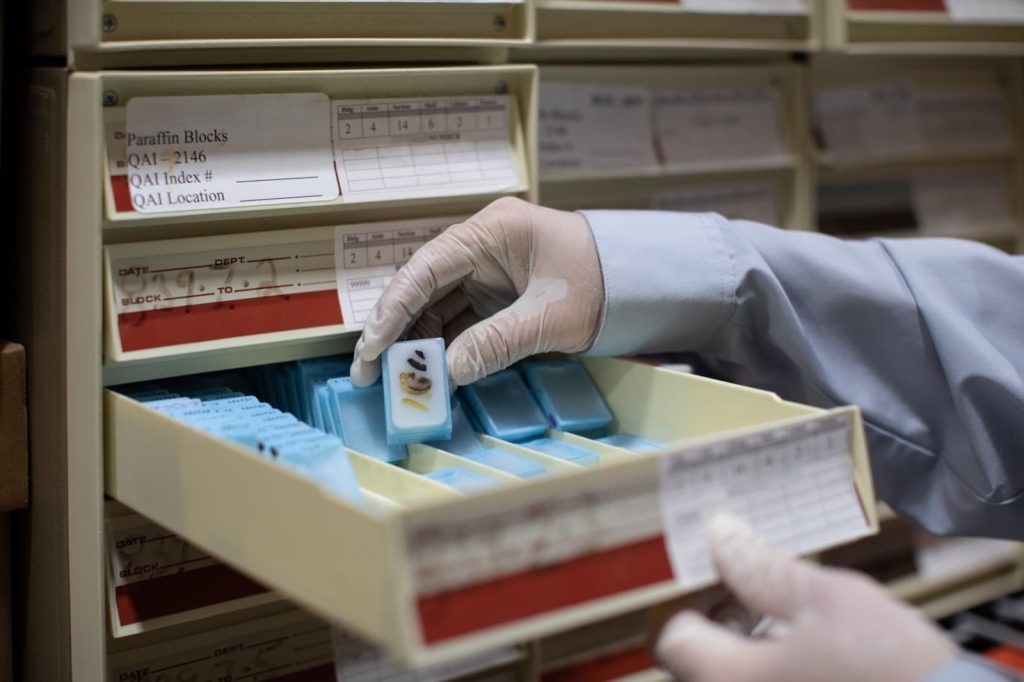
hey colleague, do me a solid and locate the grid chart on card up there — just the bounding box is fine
[338,225,443,324]
[333,97,519,200]
[660,414,868,588]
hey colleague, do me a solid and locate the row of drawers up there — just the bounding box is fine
[90,62,1023,230]
[86,63,1021,386]
[37,0,1024,68]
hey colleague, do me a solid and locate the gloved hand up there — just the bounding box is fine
[351,197,605,387]
[656,516,958,682]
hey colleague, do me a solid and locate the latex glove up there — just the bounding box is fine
[351,197,605,387]
[656,516,958,682]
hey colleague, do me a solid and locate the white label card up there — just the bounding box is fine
[945,0,1024,22]
[653,86,789,170]
[111,239,337,316]
[333,218,456,330]
[911,166,1016,238]
[125,93,339,213]
[915,84,1013,154]
[539,82,659,178]
[815,81,1012,164]
[814,82,925,164]
[652,181,781,226]
[658,411,869,589]
[684,0,806,14]
[333,630,522,681]
[332,97,521,203]
[107,515,219,587]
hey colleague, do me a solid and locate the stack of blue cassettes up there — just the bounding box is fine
[458,359,662,464]
[458,365,599,466]
[118,353,660,498]
[119,378,364,507]
[426,398,548,479]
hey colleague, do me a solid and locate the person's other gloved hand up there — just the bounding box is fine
[351,197,605,387]
[656,516,958,682]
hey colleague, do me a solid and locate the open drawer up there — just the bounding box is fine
[105,357,878,665]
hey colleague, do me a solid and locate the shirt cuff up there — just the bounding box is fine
[923,654,1019,682]
[578,210,736,357]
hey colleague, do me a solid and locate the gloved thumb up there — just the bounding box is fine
[707,514,829,621]
[655,611,766,682]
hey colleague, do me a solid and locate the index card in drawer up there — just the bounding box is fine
[124,93,339,214]
[653,86,789,171]
[106,510,274,636]
[332,96,521,202]
[104,217,460,361]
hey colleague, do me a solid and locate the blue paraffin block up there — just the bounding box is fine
[597,433,663,453]
[459,370,549,442]
[272,438,365,507]
[297,356,352,427]
[328,378,407,463]
[146,397,199,411]
[383,338,452,445]
[425,398,483,455]
[121,381,365,506]
[423,467,500,493]
[521,437,599,467]
[195,418,261,450]
[520,360,613,434]
[315,384,338,435]
[462,447,546,479]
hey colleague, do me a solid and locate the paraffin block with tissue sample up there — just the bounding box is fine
[382,338,452,445]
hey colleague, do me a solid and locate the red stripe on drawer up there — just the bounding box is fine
[417,536,672,643]
[117,289,343,351]
[115,563,268,625]
[542,647,655,682]
[847,0,946,10]
[111,174,136,213]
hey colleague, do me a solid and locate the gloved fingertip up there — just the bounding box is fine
[659,611,708,642]
[447,354,478,388]
[655,612,714,673]
[350,357,381,388]
[707,513,755,547]
[355,337,381,362]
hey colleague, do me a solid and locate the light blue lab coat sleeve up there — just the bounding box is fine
[580,210,1024,540]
